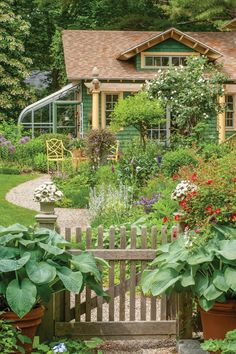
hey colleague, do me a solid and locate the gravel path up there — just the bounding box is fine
[6,175,90,232]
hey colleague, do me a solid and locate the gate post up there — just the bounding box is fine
[35,197,58,341]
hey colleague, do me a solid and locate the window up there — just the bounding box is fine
[148,106,171,146]
[105,94,119,126]
[225,95,234,129]
[144,55,188,68]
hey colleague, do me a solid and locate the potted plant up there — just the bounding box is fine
[69,138,85,158]
[141,223,236,340]
[0,223,107,353]
[34,181,63,213]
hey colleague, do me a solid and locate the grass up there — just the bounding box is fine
[0,174,38,226]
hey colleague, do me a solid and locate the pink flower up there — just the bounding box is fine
[215,208,221,215]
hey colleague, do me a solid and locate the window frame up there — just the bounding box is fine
[141,51,199,69]
[225,94,235,130]
[101,92,123,128]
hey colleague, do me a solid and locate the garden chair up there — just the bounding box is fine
[46,138,73,174]
[107,140,120,163]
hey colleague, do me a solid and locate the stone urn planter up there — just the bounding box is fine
[39,201,55,214]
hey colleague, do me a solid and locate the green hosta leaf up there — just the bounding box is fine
[26,260,56,284]
[187,248,213,265]
[0,224,28,236]
[181,268,195,287]
[204,284,223,301]
[57,267,83,293]
[213,270,229,292]
[218,240,236,260]
[150,268,181,296]
[38,242,64,256]
[36,284,53,303]
[6,279,37,318]
[199,296,214,311]
[72,252,100,279]
[141,269,159,294]
[95,257,110,268]
[224,267,236,291]
[0,233,23,245]
[0,246,20,258]
[194,273,209,296]
[0,281,6,295]
[0,252,30,272]
[213,224,236,238]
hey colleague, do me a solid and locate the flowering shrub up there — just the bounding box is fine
[161,147,198,177]
[85,128,116,168]
[34,181,63,202]
[145,56,226,142]
[89,183,133,225]
[175,151,236,229]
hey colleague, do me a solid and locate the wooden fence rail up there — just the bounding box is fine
[39,225,192,341]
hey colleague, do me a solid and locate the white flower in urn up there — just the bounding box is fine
[34,181,63,203]
[171,180,197,201]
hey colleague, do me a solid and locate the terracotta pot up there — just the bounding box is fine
[2,306,44,353]
[200,300,236,340]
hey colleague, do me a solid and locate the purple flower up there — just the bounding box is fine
[9,145,16,153]
[19,136,30,144]
[111,165,115,173]
[135,193,161,213]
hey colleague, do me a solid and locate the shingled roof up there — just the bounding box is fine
[62,29,236,81]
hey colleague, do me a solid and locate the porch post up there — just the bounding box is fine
[218,95,226,143]
[91,67,100,129]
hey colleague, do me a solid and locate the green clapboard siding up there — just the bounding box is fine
[136,38,195,70]
[82,81,92,131]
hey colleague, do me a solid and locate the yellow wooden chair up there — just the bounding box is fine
[107,140,120,163]
[46,138,73,174]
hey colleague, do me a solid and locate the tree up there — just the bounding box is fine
[145,56,226,143]
[0,0,33,120]
[159,0,236,29]
[111,92,164,148]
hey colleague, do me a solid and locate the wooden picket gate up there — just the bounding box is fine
[40,225,191,341]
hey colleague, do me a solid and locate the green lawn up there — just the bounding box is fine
[0,174,37,226]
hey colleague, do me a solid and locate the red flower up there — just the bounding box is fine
[172,229,178,239]
[195,228,201,234]
[191,173,197,181]
[207,179,213,185]
[174,214,180,221]
[215,208,221,215]
[180,200,186,207]
[231,213,236,221]
[163,216,168,223]
[233,178,236,183]
[205,205,213,214]
[172,174,179,181]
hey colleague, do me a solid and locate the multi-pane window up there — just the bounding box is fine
[144,55,188,68]
[147,123,168,144]
[105,94,119,126]
[225,95,234,129]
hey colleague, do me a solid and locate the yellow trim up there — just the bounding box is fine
[101,92,123,128]
[141,52,199,68]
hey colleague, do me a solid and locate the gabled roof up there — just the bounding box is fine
[62,30,236,81]
[117,28,222,61]
[222,18,236,30]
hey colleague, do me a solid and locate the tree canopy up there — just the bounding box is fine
[0,0,33,120]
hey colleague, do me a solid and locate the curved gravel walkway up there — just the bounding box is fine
[6,175,90,232]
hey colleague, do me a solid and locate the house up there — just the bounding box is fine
[19,26,236,143]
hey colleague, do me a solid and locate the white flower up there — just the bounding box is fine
[33,181,63,203]
[53,343,67,353]
[171,180,197,201]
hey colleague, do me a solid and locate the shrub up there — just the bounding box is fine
[161,148,199,177]
[89,184,133,226]
[118,139,162,187]
[85,129,116,168]
[199,142,234,161]
[33,153,48,172]
[95,164,119,187]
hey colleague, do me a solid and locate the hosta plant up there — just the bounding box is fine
[0,224,107,318]
[141,224,236,312]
